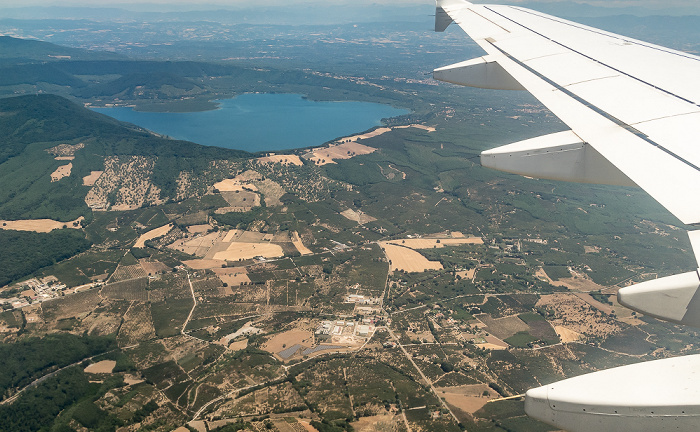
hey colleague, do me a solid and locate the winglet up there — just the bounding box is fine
[435,0,471,32]
[435,6,453,32]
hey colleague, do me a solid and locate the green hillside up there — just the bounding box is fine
[0,94,250,221]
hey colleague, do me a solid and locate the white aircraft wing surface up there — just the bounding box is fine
[435,0,700,225]
[432,1,700,431]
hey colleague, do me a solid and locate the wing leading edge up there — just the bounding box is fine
[435,0,700,226]
[432,1,700,431]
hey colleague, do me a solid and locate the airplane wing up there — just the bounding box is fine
[434,0,700,226]
[432,1,700,431]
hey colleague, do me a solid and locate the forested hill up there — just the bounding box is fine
[0,94,251,221]
[0,35,125,63]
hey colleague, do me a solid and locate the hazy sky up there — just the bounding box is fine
[0,0,698,15]
[0,0,692,7]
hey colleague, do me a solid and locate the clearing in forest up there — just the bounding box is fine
[134,223,173,248]
[50,162,72,182]
[0,216,84,233]
[256,154,303,166]
[305,141,377,165]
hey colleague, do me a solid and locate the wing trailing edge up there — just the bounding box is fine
[480,130,636,186]
[433,56,525,90]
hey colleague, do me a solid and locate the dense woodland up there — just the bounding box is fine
[0,230,92,287]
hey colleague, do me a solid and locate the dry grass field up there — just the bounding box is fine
[256,154,303,166]
[84,360,116,374]
[212,267,251,286]
[213,242,284,261]
[0,216,84,233]
[187,224,212,233]
[476,335,509,350]
[378,242,442,273]
[182,259,227,270]
[213,179,258,192]
[395,124,436,132]
[291,231,313,255]
[305,142,377,166]
[50,162,72,182]
[134,223,173,248]
[168,231,224,257]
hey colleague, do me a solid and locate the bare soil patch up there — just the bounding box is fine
[554,325,582,343]
[134,223,173,248]
[256,154,303,166]
[50,162,72,182]
[84,360,116,374]
[340,209,377,224]
[226,339,248,351]
[379,242,442,273]
[82,170,103,186]
[263,329,312,354]
[0,216,83,233]
[437,384,498,414]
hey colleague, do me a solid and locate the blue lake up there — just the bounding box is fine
[92,93,409,152]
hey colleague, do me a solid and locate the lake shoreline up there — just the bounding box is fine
[91,93,410,152]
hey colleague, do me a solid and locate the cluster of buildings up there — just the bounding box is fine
[1,276,71,310]
[314,319,376,344]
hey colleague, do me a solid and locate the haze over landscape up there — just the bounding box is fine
[0,1,699,431]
